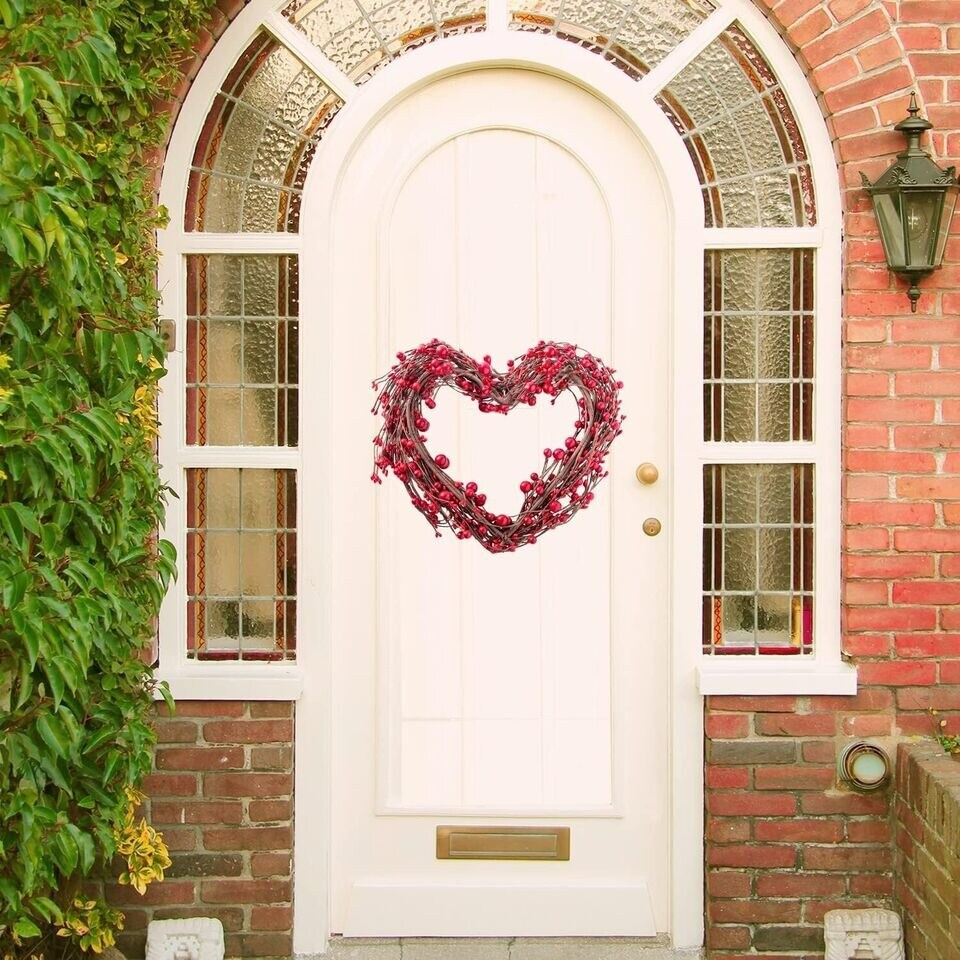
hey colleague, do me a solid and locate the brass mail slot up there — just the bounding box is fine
[436,826,570,861]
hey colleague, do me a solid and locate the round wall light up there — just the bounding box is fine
[837,741,891,791]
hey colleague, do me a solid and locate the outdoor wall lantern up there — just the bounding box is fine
[861,94,958,311]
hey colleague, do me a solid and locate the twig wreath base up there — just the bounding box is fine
[371,339,625,553]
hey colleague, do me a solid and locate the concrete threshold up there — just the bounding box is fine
[310,936,703,960]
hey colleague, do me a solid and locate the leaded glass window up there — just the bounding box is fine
[508,0,714,79]
[284,0,487,83]
[187,469,297,661]
[702,464,813,656]
[700,245,818,657]
[186,33,342,233]
[703,250,814,443]
[185,255,299,446]
[658,24,815,227]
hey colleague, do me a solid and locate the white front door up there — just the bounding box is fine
[324,67,671,938]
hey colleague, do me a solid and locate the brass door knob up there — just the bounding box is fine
[642,517,662,537]
[635,462,659,485]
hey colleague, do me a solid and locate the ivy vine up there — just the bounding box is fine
[0,0,216,954]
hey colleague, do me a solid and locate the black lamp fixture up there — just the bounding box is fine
[861,93,959,311]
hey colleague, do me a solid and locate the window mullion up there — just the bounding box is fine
[637,5,736,99]
[262,10,357,101]
[704,227,823,249]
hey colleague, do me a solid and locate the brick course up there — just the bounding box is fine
[114,702,294,960]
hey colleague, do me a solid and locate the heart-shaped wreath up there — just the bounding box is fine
[371,340,624,553]
[371,339,624,553]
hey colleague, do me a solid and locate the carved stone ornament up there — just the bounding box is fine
[824,909,904,960]
[145,918,225,960]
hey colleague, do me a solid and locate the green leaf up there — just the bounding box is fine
[0,223,26,269]
[13,919,41,939]
[42,659,66,708]
[51,826,78,875]
[35,713,70,759]
[28,896,62,924]
[12,67,35,113]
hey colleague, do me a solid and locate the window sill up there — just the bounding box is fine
[697,659,857,696]
[154,667,304,701]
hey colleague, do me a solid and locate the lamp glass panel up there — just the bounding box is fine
[903,192,941,269]
[872,192,906,270]
[935,188,958,266]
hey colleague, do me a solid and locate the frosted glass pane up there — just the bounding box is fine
[200,176,244,233]
[204,257,242,316]
[187,33,343,233]
[557,0,625,35]
[205,532,241,595]
[207,321,242,383]
[510,0,711,75]
[205,469,240,528]
[186,469,297,662]
[660,23,815,227]
[722,384,755,441]
[757,464,792,524]
[722,464,756,524]
[242,469,279,528]
[758,528,791,590]
[758,383,791,441]
[757,594,790,644]
[244,322,279,383]
[721,317,755,379]
[723,529,755,589]
[703,464,814,655]
[704,250,814,442]
[287,0,486,83]
[186,255,299,447]
[205,389,242,444]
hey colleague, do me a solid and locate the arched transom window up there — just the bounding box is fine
[157,0,845,698]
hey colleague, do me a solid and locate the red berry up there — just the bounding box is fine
[416,417,430,431]
[548,501,562,513]
[435,454,450,469]
[520,481,533,494]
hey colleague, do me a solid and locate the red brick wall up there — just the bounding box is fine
[111,702,294,960]
[702,2,960,956]
[705,695,894,954]
[148,2,960,959]
[894,742,960,960]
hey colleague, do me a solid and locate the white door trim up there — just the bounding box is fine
[295,32,705,956]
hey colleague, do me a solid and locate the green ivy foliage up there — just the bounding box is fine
[0,0,216,953]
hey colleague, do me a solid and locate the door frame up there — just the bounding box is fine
[295,31,706,955]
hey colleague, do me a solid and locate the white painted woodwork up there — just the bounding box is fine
[326,68,670,937]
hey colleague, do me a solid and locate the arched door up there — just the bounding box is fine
[322,67,671,937]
